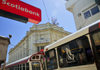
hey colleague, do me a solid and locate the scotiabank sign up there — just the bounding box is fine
[0,0,41,24]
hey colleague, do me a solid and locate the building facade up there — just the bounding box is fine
[0,36,10,66]
[8,23,70,63]
[65,0,100,30]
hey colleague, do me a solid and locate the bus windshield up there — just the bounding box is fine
[32,62,40,70]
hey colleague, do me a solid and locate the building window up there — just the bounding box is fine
[91,6,99,15]
[84,11,91,19]
[40,38,44,40]
[37,46,44,52]
[83,5,100,19]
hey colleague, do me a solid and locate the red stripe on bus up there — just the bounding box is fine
[99,22,100,28]
[6,59,28,68]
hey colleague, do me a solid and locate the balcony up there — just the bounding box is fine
[33,38,50,44]
[35,40,50,44]
[65,0,78,12]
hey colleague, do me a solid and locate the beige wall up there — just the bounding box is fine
[8,23,70,63]
[66,0,100,30]
[0,36,9,69]
[0,37,9,61]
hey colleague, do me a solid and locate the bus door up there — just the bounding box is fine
[91,30,100,70]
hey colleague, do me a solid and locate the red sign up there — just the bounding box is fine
[0,0,41,24]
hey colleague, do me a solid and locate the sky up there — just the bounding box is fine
[0,0,76,62]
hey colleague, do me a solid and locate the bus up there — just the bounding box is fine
[5,50,46,70]
[44,20,100,70]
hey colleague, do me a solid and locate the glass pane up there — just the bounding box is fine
[26,63,29,70]
[49,50,55,58]
[57,36,94,68]
[19,64,21,70]
[92,31,100,58]
[46,49,57,70]
[32,62,40,70]
[23,64,25,70]
[84,11,91,19]
[92,31,100,46]
[91,6,99,15]
[36,56,39,59]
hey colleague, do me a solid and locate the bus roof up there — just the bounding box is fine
[44,20,100,51]
[6,51,44,67]
[6,55,31,67]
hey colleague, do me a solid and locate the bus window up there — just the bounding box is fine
[16,65,18,70]
[14,65,16,70]
[45,49,57,70]
[76,37,94,64]
[92,31,100,56]
[23,64,25,70]
[26,63,29,70]
[36,56,39,59]
[57,36,94,68]
[19,64,21,70]
[42,60,46,70]
[41,55,46,70]
[32,62,40,70]
[57,41,77,67]
[91,30,100,70]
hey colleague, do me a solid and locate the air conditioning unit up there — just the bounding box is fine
[95,0,100,5]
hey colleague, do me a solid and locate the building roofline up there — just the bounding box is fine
[0,36,10,44]
[9,23,71,53]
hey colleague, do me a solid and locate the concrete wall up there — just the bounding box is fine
[0,36,10,67]
[66,0,100,30]
[8,23,70,63]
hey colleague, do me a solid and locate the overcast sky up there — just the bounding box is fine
[0,0,76,62]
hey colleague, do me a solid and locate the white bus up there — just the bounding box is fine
[44,20,100,70]
[5,51,46,70]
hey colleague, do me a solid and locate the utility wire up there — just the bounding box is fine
[41,0,50,22]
